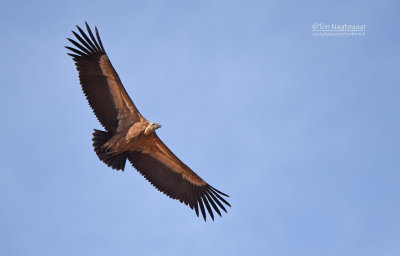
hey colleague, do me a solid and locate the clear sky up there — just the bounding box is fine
[1,0,399,255]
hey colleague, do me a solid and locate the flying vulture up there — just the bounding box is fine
[66,23,230,221]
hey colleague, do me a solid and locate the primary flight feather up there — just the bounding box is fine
[66,22,230,221]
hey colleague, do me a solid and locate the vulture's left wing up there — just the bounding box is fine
[66,23,145,133]
[129,134,230,221]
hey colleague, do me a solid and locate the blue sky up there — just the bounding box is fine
[1,0,399,255]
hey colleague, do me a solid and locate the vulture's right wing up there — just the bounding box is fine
[66,23,145,132]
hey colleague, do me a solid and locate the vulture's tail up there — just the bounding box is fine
[92,129,128,171]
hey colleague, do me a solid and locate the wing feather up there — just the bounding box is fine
[71,31,96,53]
[86,22,102,51]
[76,25,98,52]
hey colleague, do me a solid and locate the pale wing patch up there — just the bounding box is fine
[155,141,174,161]
[99,55,140,130]
[152,140,206,186]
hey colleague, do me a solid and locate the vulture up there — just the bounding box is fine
[66,23,230,221]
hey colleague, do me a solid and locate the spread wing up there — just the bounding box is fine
[128,134,230,221]
[66,22,145,132]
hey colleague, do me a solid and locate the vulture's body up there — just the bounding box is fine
[66,23,230,221]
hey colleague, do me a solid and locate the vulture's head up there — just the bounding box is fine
[144,122,162,135]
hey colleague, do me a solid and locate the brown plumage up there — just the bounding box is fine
[66,22,230,221]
